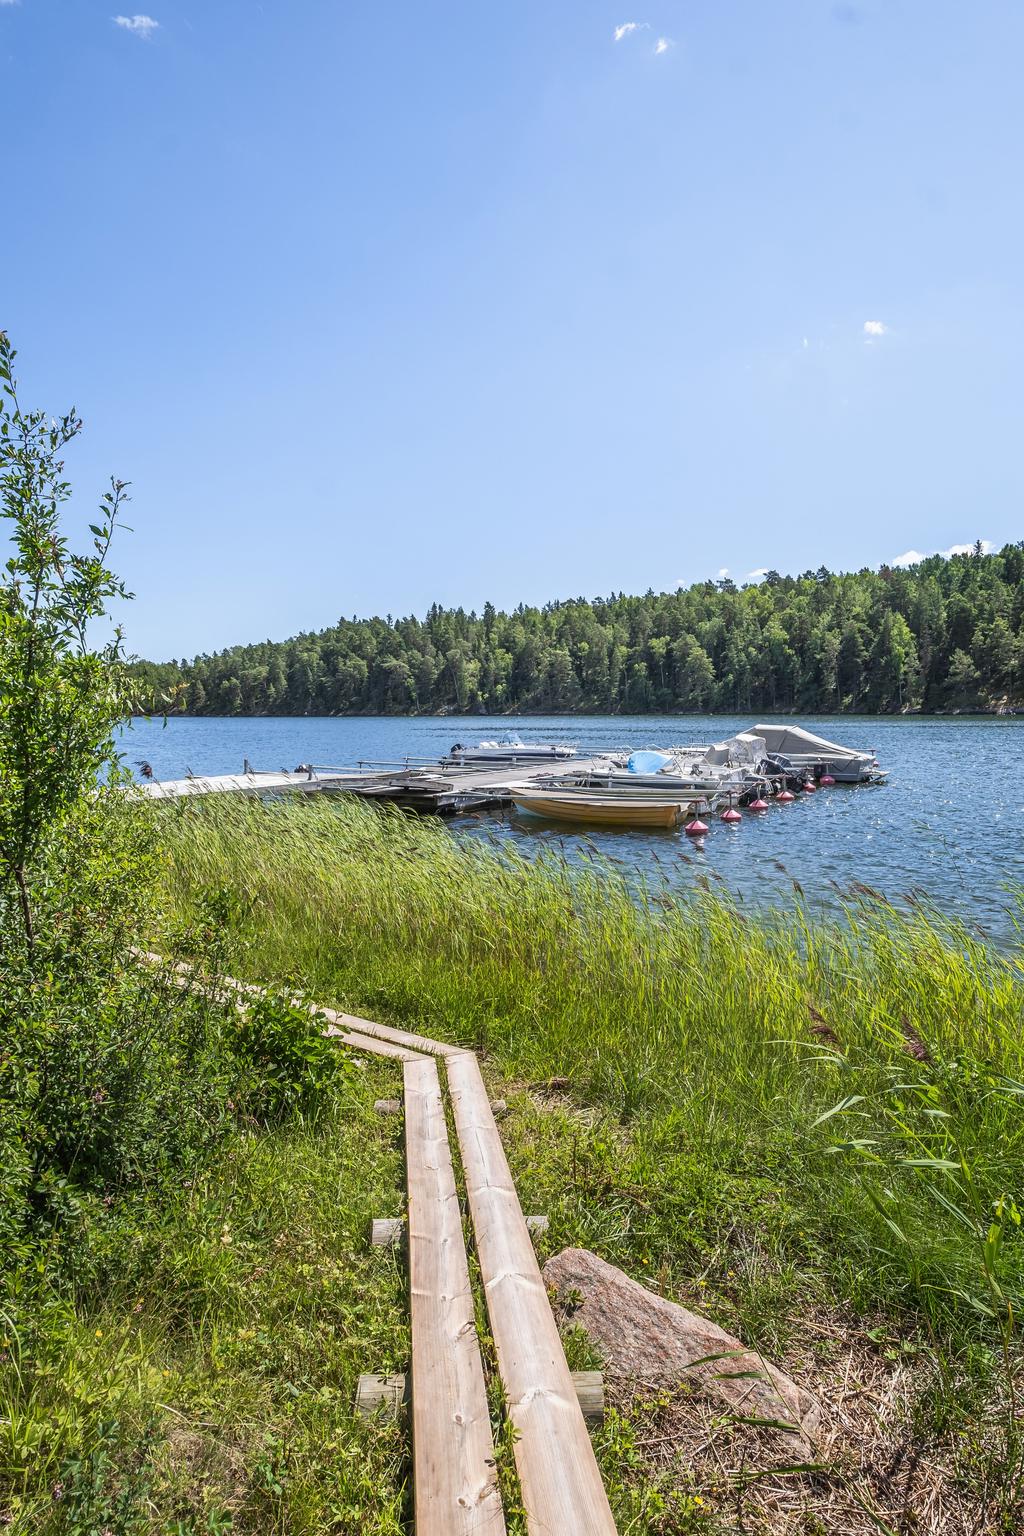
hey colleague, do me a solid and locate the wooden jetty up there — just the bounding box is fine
[135,759,606,814]
[143,953,617,1535]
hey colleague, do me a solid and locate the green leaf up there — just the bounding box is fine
[811,1094,866,1128]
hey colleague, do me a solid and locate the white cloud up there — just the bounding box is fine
[113,14,159,37]
[613,21,647,41]
[802,336,809,349]
[745,568,769,583]
[717,567,730,580]
[942,539,993,558]
[863,319,887,338]
[891,540,993,568]
[0,2,21,8]
[654,36,673,53]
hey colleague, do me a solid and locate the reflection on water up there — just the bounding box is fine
[119,714,1024,941]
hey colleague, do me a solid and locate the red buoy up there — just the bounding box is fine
[684,817,709,836]
[777,789,795,802]
[721,806,742,823]
[748,796,769,811]
[820,773,836,786]
[802,780,816,792]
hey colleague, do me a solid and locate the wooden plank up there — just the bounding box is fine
[137,953,436,1063]
[141,959,423,1064]
[199,965,463,1059]
[212,969,457,1059]
[318,1002,466,1060]
[445,1051,617,1536]
[403,1054,506,1535]
[325,1027,422,1062]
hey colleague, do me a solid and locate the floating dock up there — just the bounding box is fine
[136,759,607,814]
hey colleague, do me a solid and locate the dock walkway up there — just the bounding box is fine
[135,759,605,814]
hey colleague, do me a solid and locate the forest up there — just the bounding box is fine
[133,543,1024,716]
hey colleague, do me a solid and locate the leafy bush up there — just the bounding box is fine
[230,992,350,1124]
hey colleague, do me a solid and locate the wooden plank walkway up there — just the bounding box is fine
[313,1002,618,1533]
[141,953,617,1533]
[403,1053,506,1534]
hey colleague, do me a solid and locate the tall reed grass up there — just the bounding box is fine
[159,796,1024,1357]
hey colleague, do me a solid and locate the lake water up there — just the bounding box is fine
[119,714,1024,943]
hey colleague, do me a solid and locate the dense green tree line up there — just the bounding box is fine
[134,543,1024,716]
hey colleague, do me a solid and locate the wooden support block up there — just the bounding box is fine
[525,1215,549,1236]
[355,1372,409,1416]
[373,1097,402,1116]
[371,1217,404,1248]
[571,1370,605,1425]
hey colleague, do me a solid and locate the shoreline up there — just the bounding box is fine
[126,706,1022,722]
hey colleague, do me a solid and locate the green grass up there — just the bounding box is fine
[2,1058,412,1534]
[155,793,1024,1529]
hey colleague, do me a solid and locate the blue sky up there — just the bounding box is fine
[4,2,1022,660]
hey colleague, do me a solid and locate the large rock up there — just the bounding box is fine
[544,1248,820,1450]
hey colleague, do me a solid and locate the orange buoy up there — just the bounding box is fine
[802,780,816,792]
[685,817,709,836]
[777,789,795,802]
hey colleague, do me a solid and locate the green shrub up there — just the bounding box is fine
[230,992,351,1124]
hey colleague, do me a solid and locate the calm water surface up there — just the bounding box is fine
[119,715,1024,941]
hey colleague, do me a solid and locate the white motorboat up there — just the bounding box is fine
[442,732,577,766]
[554,736,775,802]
